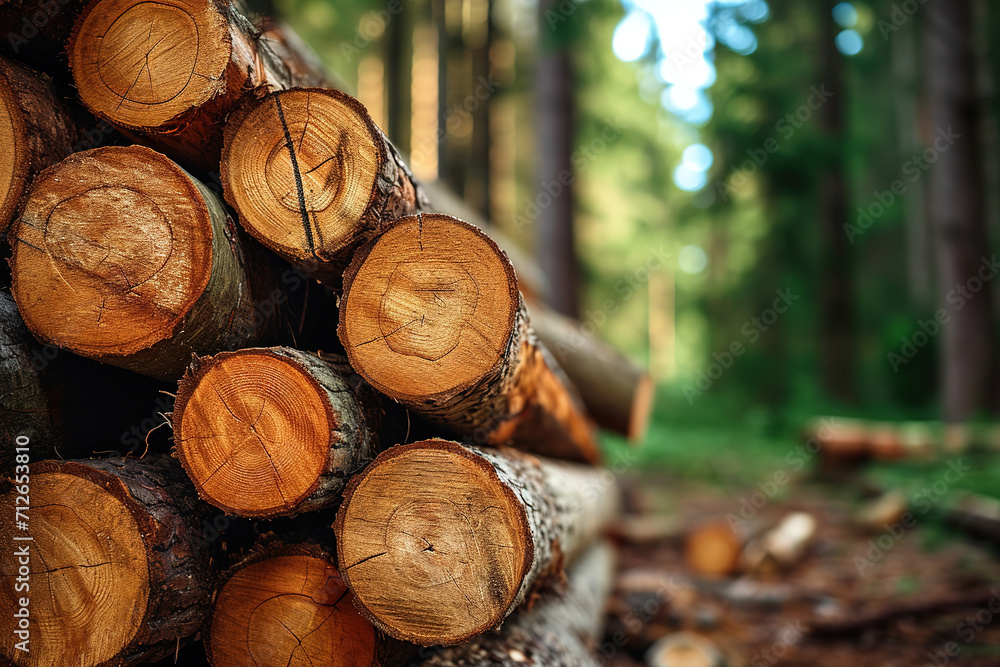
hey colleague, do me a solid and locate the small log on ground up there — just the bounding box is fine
[420,541,615,667]
[67,0,310,168]
[338,214,598,464]
[221,87,419,284]
[0,55,80,232]
[0,455,216,666]
[334,439,620,646]
[206,541,413,666]
[9,145,275,381]
[173,346,403,517]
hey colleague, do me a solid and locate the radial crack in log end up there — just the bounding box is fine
[70,0,232,131]
[221,87,417,284]
[207,543,390,667]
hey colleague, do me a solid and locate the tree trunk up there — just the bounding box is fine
[0,55,80,233]
[334,439,620,646]
[173,346,404,518]
[67,0,315,169]
[338,213,599,464]
[420,541,614,667]
[534,0,579,318]
[0,455,216,666]
[206,540,415,666]
[818,0,855,403]
[220,87,420,284]
[925,0,997,421]
[9,145,276,381]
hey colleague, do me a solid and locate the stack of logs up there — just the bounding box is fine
[0,0,653,665]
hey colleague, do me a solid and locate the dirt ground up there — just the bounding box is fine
[602,471,1000,667]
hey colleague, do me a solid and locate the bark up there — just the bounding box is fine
[207,540,416,666]
[0,455,216,666]
[67,0,320,169]
[0,55,80,233]
[9,145,276,381]
[338,214,599,464]
[420,541,615,667]
[925,0,997,421]
[173,346,405,518]
[220,87,419,285]
[334,439,620,645]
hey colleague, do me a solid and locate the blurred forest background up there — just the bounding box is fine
[247,0,1000,496]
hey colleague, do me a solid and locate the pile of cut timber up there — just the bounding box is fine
[0,0,651,665]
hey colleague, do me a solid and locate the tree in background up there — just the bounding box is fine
[924,0,997,423]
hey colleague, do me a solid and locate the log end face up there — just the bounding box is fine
[9,146,213,359]
[0,469,149,666]
[221,89,384,264]
[208,554,377,667]
[70,0,231,130]
[174,349,333,518]
[340,215,519,402]
[336,440,531,645]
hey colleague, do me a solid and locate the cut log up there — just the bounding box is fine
[418,179,653,443]
[338,214,599,464]
[685,521,742,578]
[67,0,308,168]
[221,87,419,284]
[529,306,654,442]
[9,144,276,381]
[420,541,615,667]
[173,346,403,518]
[0,55,80,232]
[206,541,412,666]
[334,439,620,645]
[0,455,216,666]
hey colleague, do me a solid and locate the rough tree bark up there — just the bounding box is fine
[206,540,415,666]
[925,0,997,421]
[334,439,619,646]
[0,455,216,666]
[173,347,404,518]
[9,145,276,381]
[0,55,80,233]
[337,214,599,464]
[221,87,419,284]
[420,541,614,667]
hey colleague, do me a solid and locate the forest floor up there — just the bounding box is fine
[600,399,1000,667]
